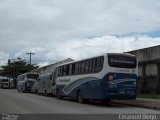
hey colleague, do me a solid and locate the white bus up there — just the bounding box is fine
[53,53,138,103]
[17,73,39,92]
[0,76,10,89]
[36,73,53,96]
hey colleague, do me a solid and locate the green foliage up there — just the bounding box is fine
[0,60,38,78]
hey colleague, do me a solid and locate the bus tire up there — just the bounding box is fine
[57,89,63,100]
[21,85,26,93]
[22,87,25,93]
[18,88,20,92]
[35,89,38,94]
[45,89,48,96]
[77,90,86,104]
[20,87,23,93]
[37,90,40,95]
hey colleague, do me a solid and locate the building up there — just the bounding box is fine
[127,45,160,94]
[31,58,74,75]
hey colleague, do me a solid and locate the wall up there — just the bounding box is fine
[127,45,160,94]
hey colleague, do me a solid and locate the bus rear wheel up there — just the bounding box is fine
[37,90,40,95]
[100,100,111,105]
[35,89,38,94]
[45,90,49,96]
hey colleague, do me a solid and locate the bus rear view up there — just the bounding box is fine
[0,77,10,89]
[17,73,39,92]
[104,53,138,100]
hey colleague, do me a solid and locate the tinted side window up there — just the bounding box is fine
[72,63,75,75]
[57,56,104,76]
[92,58,96,72]
[81,61,85,74]
[66,65,69,75]
[88,59,93,73]
[96,57,104,72]
[85,60,89,73]
[75,63,79,74]
[69,64,72,75]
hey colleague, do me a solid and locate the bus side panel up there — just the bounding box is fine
[82,80,102,100]
[56,85,65,94]
[61,78,103,100]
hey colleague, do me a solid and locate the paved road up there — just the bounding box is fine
[0,89,160,114]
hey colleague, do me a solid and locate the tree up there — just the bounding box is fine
[0,60,38,79]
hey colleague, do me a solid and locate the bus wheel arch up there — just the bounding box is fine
[45,89,48,96]
[56,88,63,99]
[77,90,86,104]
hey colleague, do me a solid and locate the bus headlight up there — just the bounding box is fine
[109,75,113,81]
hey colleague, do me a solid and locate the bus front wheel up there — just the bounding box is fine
[77,90,86,104]
[57,89,63,100]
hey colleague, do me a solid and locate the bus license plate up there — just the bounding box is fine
[119,89,125,94]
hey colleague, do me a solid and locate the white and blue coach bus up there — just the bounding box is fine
[54,53,138,103]
[17,73,39,92]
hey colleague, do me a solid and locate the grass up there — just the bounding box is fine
[112,99,160,110]
[137,94,160,99]
[112,99,143,105]
[112,94,160,110]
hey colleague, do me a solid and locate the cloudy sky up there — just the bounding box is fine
[0,0,160,66]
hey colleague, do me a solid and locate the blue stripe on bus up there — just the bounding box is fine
[108,79,136,84]
[62,77,99,95]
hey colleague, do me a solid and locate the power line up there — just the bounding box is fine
[26,52,34,65]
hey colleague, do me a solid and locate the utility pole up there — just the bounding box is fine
[26,52,34,65]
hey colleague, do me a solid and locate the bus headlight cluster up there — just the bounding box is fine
[109,75,113,81]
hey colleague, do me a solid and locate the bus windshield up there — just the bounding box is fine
[27,74,39,79]
[108,54,137,68]
[2,79,8,82]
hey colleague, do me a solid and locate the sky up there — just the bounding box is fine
[0,0,160,66]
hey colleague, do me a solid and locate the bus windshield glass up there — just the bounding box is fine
[27,74,39,79]
[2,79,8,82]
[108,54,137,68]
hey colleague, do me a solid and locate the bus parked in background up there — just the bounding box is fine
[36,73,53,96]
[0,76,10,89]
[53,53,138,103]
[17,73,39,92]
[30,79,39,93]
